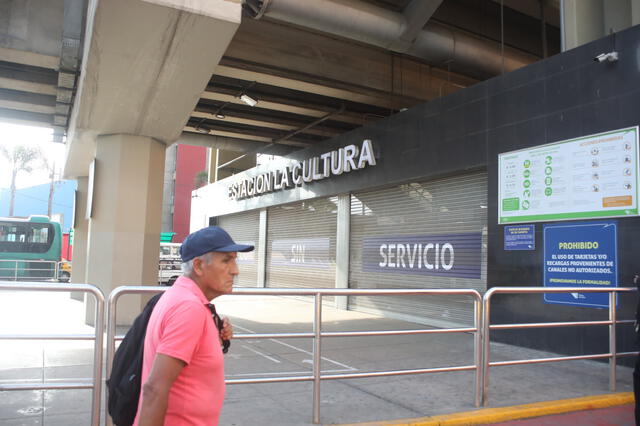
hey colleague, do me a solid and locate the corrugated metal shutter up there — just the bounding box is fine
[266,198,337,300]
[218,210,260,287]
[349,172,488,327]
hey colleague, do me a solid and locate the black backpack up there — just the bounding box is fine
[106,293,231,425]
[106,293,163,426]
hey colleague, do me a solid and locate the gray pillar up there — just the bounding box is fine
[335,194,350,310]
[85,134,165,325]
[161,144,177,233]
[256,208,267,288]
[603,0,632,34]
[70,176,88,301]
[562,0,604,51]
[633,0,640,25]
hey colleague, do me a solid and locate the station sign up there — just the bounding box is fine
[228,139,377,201]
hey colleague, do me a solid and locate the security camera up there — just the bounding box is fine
[593,52,619,62]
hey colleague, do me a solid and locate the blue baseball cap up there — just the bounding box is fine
[180,226,254,262]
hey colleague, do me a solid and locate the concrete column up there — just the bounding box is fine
[562,0,604,50]
[208,149,219,182]
[84,134,165,325]
[603,0,632,34]
[161,143,177,234]
[70,176,88,301]
[633,0,640,25]
[562,0,637,51]
[256,208,267,288]
[335,194,350,310]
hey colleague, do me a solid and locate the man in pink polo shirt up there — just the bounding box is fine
[135,226,254,426]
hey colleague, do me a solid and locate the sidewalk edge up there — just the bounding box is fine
[333,392,634,426]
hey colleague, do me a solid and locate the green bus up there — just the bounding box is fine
[0,216,62,281]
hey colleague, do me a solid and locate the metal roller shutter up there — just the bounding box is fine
[218,210,260,287]
[266,198,337,300]
[349,172,488,327]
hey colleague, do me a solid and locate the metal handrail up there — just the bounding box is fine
[481,286,638,406]
[106,286,483,425]
[0,281,105,426]
[0,259,59,281]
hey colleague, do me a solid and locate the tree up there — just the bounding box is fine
[0,145,41,216]
[194,170,209,189]
[40,156,59,217]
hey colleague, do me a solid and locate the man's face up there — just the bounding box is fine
[194,251,239,299]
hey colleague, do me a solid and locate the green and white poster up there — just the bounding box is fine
[498,127,639,224]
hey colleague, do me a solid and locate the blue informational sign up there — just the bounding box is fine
[543,221,617,308]
[362,233,482,279]
[504,225,535,250]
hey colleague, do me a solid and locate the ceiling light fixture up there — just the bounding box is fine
[215,113,226,119]
[240,93,258,107]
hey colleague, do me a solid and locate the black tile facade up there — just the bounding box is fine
[215,25,640,365]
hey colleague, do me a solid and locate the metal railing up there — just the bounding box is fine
[107,286,483,424]
[481,286,638,406]
[0,259,59,281]
[0,281,105,426]
[106,286,168,426]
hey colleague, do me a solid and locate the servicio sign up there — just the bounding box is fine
[228,139,377,201]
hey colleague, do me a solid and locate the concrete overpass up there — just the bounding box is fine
[1,0,639,322]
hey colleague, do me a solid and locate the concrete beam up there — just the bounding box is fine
[179,131,298,156]
[226,20,475,101]
[0,77,57,96]
[190,110,342,138]
[199,91,367,126]
[0,0,64,59]
[214,63,422,110]
[64,0,241,178]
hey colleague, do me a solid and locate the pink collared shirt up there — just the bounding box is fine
[134,276,225,425]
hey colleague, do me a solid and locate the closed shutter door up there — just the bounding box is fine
[349,172,487,327]
[266,198,337,300]
[218,211,260,287]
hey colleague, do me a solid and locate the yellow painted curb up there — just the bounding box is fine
[333,392,634,426]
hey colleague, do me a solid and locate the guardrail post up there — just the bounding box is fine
[0,281,104,426]
[474,296,482,407]
[90,286,105,426]
[481,289,492,406]
[105,290,118,426]
[609,291,617,391]
[312,292,323,424]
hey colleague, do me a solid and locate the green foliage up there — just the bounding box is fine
[0,145,41,176]
[0,145,42,216]
[194,170,209,189]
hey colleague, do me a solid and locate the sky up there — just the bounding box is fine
[0,123,67,189]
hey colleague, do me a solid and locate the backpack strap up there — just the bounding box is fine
[207,303,230,354]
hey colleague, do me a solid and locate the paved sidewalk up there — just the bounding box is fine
[0,290,635,425]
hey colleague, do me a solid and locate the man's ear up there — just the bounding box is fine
[192,257,204,276]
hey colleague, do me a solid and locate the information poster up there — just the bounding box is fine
[499,127,639,224]
[543,221,617,308]
[504,225,535,250]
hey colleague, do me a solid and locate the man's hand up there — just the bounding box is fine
[220,317,233,341]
